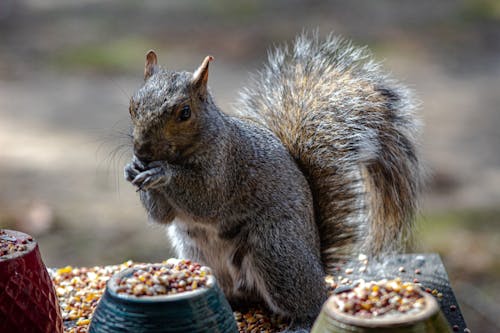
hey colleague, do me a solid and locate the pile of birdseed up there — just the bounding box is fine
[115,259,212,296]
[0,229,34,259]
[50,260,139,333]
[51,255,439,333]
[49,260,350,333]
[233,308,289,333]
[50,260,293,333]
[330,278,426,318]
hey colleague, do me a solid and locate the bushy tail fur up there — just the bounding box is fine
[235,33,422,272]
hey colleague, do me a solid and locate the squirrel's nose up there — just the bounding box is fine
[134,142,153,163]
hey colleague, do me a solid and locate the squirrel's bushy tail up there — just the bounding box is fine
[235,33,422,271]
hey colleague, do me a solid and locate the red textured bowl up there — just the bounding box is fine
[0,229,63,333]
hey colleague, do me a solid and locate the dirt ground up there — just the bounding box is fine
[1,1,499,331]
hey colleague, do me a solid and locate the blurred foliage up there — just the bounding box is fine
[417,209,500,278]
[52,37,153,73]
[204,0,261,20]
[420,209,500,232]
[461,0,500,21]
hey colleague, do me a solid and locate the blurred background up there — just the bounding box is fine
[0,0,499,331]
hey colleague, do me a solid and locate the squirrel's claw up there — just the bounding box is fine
[132,155,147,170]
[124,162,140,182]
[125,156,162,190]
[131,166,170,191]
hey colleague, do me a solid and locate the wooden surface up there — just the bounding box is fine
[340,253,467,331]
[53,253,468,332]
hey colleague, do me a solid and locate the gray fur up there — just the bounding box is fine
[236,32,422,267]
[125,66,326,323]
[124,32,422,329]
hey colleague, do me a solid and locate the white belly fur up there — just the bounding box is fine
[167,217,241,298]
[167,217,290,314]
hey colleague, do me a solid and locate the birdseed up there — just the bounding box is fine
[330,278,426,318]
[0,229,33,259]
[115,259,212,297]
[51,260,293,333]
[51,257,445,333]
[234,308,289,333]
[50,260,139,333]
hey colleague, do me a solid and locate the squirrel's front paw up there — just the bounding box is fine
[124,155,147,182]
[131,161,172,191]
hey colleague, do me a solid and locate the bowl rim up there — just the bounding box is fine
[0,229,36,262]
[106,265,216,303]
[323,288,441,327]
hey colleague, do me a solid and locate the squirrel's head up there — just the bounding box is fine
[129,50,216,163]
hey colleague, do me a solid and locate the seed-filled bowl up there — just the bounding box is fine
[0,229,64,333]
[88,259,237,333]
[311,278,452,333]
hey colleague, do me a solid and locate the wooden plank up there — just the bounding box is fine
[52,253,469,332]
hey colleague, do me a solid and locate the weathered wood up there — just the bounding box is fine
[54,253,468,332]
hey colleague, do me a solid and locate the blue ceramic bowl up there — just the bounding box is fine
[88,266,237,333]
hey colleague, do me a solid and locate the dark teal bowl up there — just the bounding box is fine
[88,266,237,333]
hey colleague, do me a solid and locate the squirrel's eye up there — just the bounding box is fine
[179,105,191,121]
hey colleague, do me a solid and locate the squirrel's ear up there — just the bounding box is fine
[192,55,214,98]
[144,50,159,81]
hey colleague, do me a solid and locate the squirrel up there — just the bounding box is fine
[124,33,422,330]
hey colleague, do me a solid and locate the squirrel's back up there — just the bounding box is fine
[235,33,422,271]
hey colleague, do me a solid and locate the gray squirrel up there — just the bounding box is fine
[124,33,422,329]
